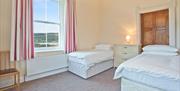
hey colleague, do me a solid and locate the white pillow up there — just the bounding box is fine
[142,51,178,56]
[95,44,113,50]
[143,45,178,52]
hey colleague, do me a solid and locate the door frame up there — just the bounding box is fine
[136,0,176,47]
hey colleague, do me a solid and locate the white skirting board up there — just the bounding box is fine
[26,54,68,76]
[1,54,68,87]
[0,67,68,88]
[25,67,68,81]
[25,54,68,81]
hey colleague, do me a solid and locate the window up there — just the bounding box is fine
[33,0,65,52]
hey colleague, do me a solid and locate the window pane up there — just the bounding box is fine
[34,33,46,47]
[47,33,59,43]
[34,22,46,33]
[33,0,46,20]
[47,0,60,23]
[47,33,59,47]
[46,23,60,33]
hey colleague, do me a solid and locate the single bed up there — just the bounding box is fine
[68,44,114,79]
[114,46,180,91]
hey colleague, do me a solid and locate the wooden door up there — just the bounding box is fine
[141,9,169,47]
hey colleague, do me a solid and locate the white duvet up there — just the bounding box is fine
[114,54,180,80]
[69,50,114,66]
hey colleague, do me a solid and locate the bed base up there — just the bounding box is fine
[121,78,164,91]
[68,59,113,79]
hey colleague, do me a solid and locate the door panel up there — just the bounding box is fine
[141,12,155,46]
[141,9,169,47]
[155,29,169,45]
[144,29,154,45]
[143,13,154,28]
[155,10,169,27]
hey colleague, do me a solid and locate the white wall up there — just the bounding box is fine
[76,0,101,50]
[99,0,180,49]
[1,0,178,50]
[0,0,11,51]
[0,0,69,85]
[0,0,179,70]
[177,0,180,49]
[0,0,101,51]
[25,53,68,81]
[0,0,101,85]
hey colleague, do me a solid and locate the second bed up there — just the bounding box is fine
[68,44,114,79]
[114,45,180,91]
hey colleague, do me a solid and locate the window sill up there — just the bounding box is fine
[35,49,65,57]
[35,49,65,53]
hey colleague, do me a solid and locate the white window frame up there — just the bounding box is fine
[33,0,65,52]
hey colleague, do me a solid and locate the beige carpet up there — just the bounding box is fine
[8,68,120,91]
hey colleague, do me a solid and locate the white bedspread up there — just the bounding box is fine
[69,50,113,66]
[114,54,180,80]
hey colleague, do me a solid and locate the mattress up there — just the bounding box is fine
[68,50,114,79]
[68,50,113,66]
[114,54,180,91]
[121,69,180,91]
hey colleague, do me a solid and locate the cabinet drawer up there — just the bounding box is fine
[115,45,138,53]
[118,52,138,59]
[114,45,139,67]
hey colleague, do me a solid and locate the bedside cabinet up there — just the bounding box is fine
[114,45,139,67]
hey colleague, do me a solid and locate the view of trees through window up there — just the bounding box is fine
[33,0,61,49]
[34,33,59,47]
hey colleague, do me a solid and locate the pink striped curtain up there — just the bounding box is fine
[10,0,34,61]
[65,0,77,53]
